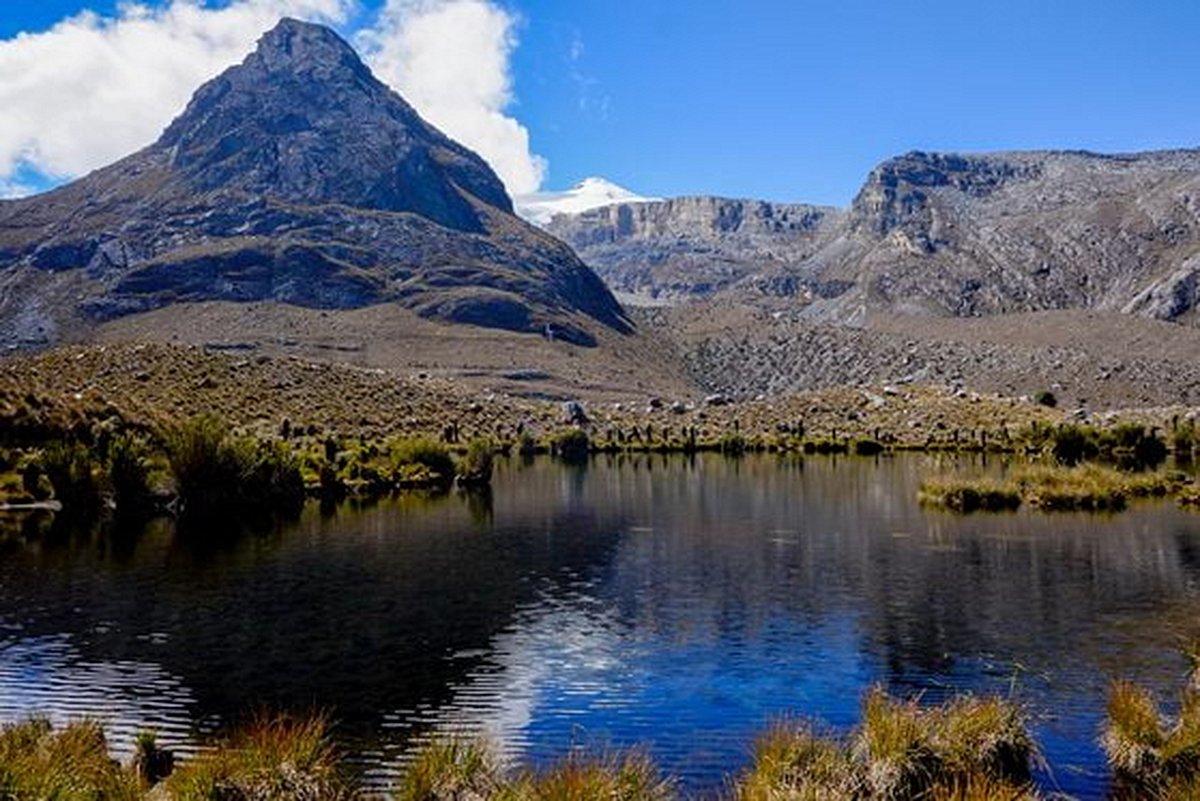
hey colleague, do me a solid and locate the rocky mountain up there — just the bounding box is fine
[546,196,843,303]
[0,18,629,349]
[551,149,1200,326]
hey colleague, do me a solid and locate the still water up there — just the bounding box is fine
[2,453,1200,797]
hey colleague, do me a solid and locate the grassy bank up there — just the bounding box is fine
[921,463,1195,514]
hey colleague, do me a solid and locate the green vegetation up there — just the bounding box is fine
[456,438,496,486]
[919,477,1022,513]
[1103,672,1200,799]
[0,718,140,800]
[921,462,1192,514]
[164,713,349,800]
[551,428,591,462]
[391,437,457,485]
[164,415,304,520]
[734,688,1035,800]
[1033,390,1057,408]
[396,739,673,801]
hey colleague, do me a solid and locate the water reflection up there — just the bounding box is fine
[1,454,1199,798]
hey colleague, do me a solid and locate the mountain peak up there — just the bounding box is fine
[516,177,656,226]
[155,18,512,229]
[252,17,371,80]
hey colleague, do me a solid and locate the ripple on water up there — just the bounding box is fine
[0,635,197,760]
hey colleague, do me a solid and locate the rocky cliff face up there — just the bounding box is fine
[0,19,629,349]
[551,149,1200,326]
[810,149,1200,324]
[546,197,843,302]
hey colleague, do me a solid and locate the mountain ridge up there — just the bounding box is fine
[550,146,1200,325]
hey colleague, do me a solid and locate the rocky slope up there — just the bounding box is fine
[551,149,1200,325]
[0,18,629,350]
[546,196,843,303]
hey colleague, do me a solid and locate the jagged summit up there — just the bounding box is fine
[0,18,629,349]
[158,17,512,231]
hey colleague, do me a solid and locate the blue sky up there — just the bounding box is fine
[2,0,1199,205]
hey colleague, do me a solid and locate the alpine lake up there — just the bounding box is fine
[2,452,1199,798]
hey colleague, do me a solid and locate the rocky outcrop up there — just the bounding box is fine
[552,149,1200,326]
[0,19,630,349]
[546,197,842,302]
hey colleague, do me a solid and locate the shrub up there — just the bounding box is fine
[164,416,304,519]
[456,439,495,486]
[392,438,456,484]
[106,433,155,514]
[719,432,747,455]
[854,438,886,456]
[1033,391,1057,408]
[1050,424,1098,466]
[551,429,591,462]
[40,440,102,513]
[734,689,1034,800]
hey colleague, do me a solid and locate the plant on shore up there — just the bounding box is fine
[163,415,304,519]
[391,437,457,485]
[396,739,673,801]
[734,688,1036,800]
[106,433,156,515]
[505,750,674,801]
[551,429,591,462]
[919,477,1022,513]
[396,738,501,800]
[41,440,102,513]
[165,712,349,800]
[456,438,496,486]
[0,718,140,800]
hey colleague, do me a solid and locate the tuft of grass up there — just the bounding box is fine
[855,688,939,799]
[506,750,674,801]
[165,712,348,800]
[735,721,861,800]
[734,690,1035,800]
[395,738,500,801]
[0,718,141,800]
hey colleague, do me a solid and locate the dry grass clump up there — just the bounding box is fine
[395,739,673,801]
[734,688,1036,800]
[1103,662,1200,801]
[394,738,502,800]
[0,718,141,800]
[164,712,350,800]
[506,750,674,801]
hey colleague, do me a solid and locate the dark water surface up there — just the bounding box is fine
[2,453,1200,798]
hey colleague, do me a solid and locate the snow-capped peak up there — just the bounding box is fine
[515,177,657,226]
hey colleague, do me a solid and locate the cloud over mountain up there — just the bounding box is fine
[0,0,546,198]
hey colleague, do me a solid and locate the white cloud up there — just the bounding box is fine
[0,0,353,184]
[0,0,546,201]
[356,0,546,196]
